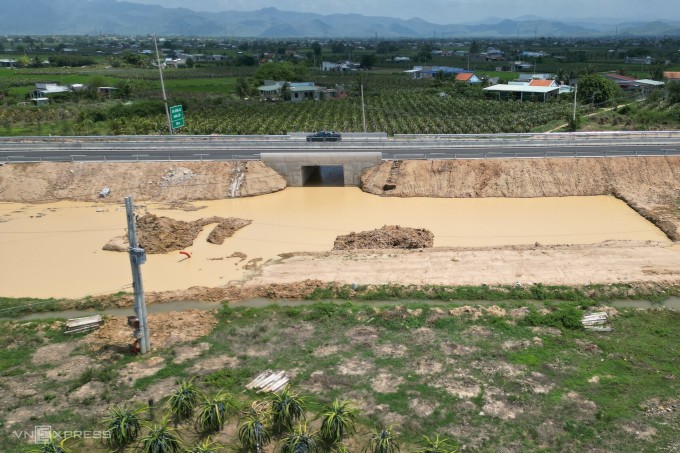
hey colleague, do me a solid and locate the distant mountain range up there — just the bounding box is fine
[1,0,679,37]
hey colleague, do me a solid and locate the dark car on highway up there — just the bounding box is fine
[306,131,342,142]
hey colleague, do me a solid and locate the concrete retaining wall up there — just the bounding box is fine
[261,152,383,186]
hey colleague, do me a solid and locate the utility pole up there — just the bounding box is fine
[153,33,173,135]
[572,83,578,123]
[360,83,367,133]
[125,196,151,354]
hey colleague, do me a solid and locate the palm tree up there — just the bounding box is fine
[317,399,358,446]
[280,422,317,453]
[237,412,272,453]
[194,391,238,434]
[167,379,201,426]
[416,434,458,453]
[362,427,400,453]
[137,418,183,453]
[103,405,144,450]
[269,386,307,436]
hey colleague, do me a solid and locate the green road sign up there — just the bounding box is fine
[170,105,184,129]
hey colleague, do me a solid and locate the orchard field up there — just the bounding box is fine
[0,67,577,136]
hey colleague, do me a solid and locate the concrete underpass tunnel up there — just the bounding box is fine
[301,165,345,186]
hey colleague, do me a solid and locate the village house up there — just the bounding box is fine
[602,73,640,90]
[664,72,680,82]
[321,61,359,72]
[484,78,561,102]
[624,56,652,65]
[403,66,475,81]
[257,80,343,102]
[455,72,482,84]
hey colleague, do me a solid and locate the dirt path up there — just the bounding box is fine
[247,242,680,288]
[545,103,630,133]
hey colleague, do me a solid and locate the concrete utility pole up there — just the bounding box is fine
[153,33,173,135]
[361,83,367,134]
[125,196,151,354]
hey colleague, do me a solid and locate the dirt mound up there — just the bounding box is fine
[87,310,217,351]
[333,225,434,250]
[104,214,251,254]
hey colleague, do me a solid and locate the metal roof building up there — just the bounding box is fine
[483,84,560,101]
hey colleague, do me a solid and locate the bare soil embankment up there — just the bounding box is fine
[361,157,680,241]
[0,161,286,203]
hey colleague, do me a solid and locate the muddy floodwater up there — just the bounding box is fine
[0,188,672,298]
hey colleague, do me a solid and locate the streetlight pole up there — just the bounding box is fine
[153,33,173,135]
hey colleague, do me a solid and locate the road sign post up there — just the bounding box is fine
[170,105,184,130]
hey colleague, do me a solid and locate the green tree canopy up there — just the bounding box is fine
[667,81,680,105]
[122,51,144,67]
[577,73,619,105]
[254,62,309,85]
[360,53,376,69]
[417,43,433,63]
[311,42,322,57]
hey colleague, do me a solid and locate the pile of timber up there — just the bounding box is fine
[65,315,103,334]
[581,312,612,332]
[246,370,289,393]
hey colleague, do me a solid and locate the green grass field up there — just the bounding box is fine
[1,299,679,452]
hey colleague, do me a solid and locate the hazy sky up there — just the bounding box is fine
[125,0,677,23]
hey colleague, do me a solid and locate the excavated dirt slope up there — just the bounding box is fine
[0,161,286,202]
[361,157,680,241]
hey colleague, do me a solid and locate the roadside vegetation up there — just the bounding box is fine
[1,300,679,452]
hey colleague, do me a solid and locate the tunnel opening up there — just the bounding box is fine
[302,165,345,186]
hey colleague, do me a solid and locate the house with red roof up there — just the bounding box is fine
[528,79,559,88]
[602,73,639,90]
[454,72,482,84]
[663,71,680,82]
